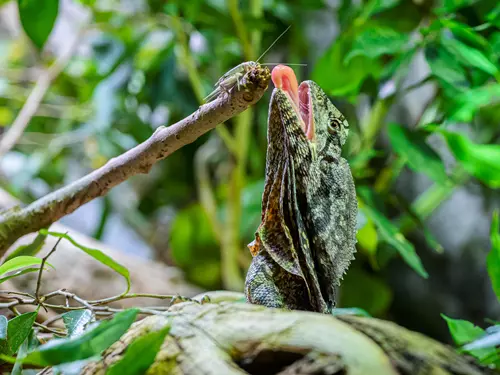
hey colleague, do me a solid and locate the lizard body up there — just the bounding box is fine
[245,65,357,314]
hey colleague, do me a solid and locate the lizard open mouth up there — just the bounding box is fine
[271,65,314,141]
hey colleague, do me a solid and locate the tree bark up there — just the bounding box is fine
[80,302,492,375]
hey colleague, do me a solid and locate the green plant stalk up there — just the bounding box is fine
[361,97,393,152]
[223,109,253,290]
[227,0,254,61]
[170,16,236,153]
[249,0,263,52]
[194,144,222,243]
[93,196,111,240]
[220,0,262,290]
[170,15,232,266]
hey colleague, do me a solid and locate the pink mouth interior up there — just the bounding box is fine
[271,65,314,141]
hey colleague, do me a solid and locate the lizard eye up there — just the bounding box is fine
[328,119,342,134]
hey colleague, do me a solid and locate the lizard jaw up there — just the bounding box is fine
[271,65,314,141]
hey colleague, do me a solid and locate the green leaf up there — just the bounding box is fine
[345,27,408,63]
[41,230,131,293]
[4,233,47,262]
[106,325,171,375]
[440,20,488,50]
[23,309,139,366]
[313,31,382,96]
[441,314,498,362]
[449,84,500,122]
[436,0,478,13]
[487,211,500,301]
[62,310,93,338]
[388,124,448,184]
[487,3,500,27]
[0,316,7,340]
[0,256,45,280]
[361,202,428,278]
[439,130,500,188]
[11,329,38,375]
[6,312,37,355]
[361,0,400,18]
[17,0,59,49]
[424,43,469,92]
[443,37,498,76]
[0,267,42,284]
[464,330,500,351]
[332,307,372,317]
[442,314,484,346]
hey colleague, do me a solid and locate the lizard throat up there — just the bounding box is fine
[271,65,315,141]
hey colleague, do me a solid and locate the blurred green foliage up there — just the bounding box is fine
[1,0,500,335]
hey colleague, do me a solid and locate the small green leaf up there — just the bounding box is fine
[0,256,45,280]
[11,329,38,375]
[439,130,500,188]
[361,0,400,18]
[442,314,484,346]
[345,27,408,63]
[388,124,448,184]
[464,330,500,351]
[487,211,500,301]
[425,43,469,92]
[41,230,130,293]
[23,309,138,366]
[361,202,428,278]
[441,314,497,362]
[62,310,93,338]
[107,325,171,375]
[487,3,500,27]
[440,20,488,49]
[449,84,500,122]
[17,0,59,49]
[6,312,37,355]
[332,307,372,317]
[443,37,498,76]
[0,316,7,340]
[4,233,47,262]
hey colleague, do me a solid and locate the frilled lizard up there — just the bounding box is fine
[245,65,358,314]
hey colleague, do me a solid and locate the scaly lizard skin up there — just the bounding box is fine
[245,65,357,314]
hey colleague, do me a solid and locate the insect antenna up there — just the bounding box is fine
[255,25,292,63]
[260,63,308,66]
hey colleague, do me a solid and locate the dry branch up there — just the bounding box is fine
[0,65,271,257]
[0,28,83,159]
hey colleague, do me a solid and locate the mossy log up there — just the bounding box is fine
[80,301,494,375]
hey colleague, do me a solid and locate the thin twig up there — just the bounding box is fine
[35,236,64,303]
[0,30,82,159]
[0,290,35,299]
[89,292,177,306]
[0,65,270,257]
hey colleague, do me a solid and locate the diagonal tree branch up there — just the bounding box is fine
[0,65,271,257]
[0,30,83,159]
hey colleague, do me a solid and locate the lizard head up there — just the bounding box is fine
[270,65,349,162]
